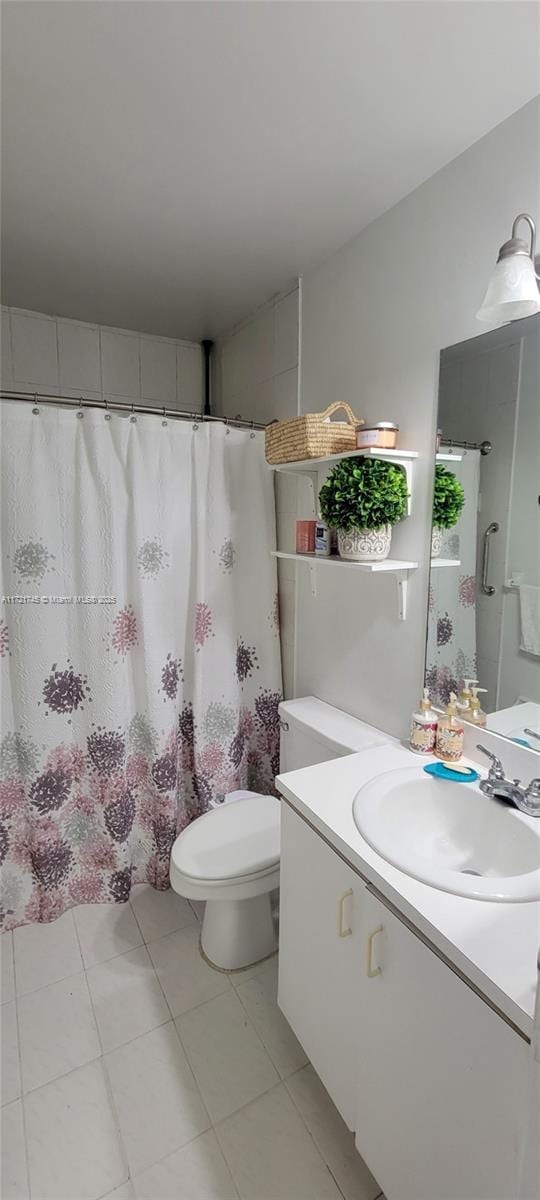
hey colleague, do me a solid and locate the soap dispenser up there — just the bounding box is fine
[467,686,488,727]
[435,692,464,762]
[409,687,438,755]
[457,679,478,714]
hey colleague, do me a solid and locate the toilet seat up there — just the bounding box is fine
[170,793,281,901]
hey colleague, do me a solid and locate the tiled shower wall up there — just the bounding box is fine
[1,307,203,411]
[213,285,300,699]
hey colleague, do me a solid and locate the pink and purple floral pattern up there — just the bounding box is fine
[112,606,138,657]
[40,663,92,719]
[194,603,213,650]
[0,623,9,658]
[0,683,280,930]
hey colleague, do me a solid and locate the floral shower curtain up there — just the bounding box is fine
[425,450,480,706]
[0,401,282,930]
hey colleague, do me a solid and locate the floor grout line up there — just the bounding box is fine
[12,909,195,1001]
[209,1072,350,1200]
[282,1067,350,1194]
[10,895,194,998]
[232,964,290,1082]
[210,1074,285,1134]
[71,907,132,1192]
[126,1127,241,1200]
[10,966,31,1199]
[283,1066,384,1200]
[172,968,281,1092]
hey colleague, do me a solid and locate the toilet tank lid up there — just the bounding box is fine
[279,696,390,754]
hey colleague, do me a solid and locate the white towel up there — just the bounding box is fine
[519,585,540,656]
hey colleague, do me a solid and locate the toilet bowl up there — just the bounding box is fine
[170,697,390,971]
[170,793,280,970]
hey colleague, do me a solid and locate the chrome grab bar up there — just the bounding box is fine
[481,522,499,595]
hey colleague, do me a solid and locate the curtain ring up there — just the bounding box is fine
[76,396,84,419]
[130,399,137,424]
[225,416,230,435]
[104,397,111,421]
[32,392,40,415]
[250,419,256,439]
[161,406,168,428]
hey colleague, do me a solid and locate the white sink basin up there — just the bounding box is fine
[352,766,540,902]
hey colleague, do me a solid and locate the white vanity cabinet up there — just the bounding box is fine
[278,801,533,1200]
[278,802,364,1130]
[356,890,530,1200]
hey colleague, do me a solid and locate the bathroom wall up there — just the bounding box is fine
[1,307,203,411]
[213,285,300,698]
[212,100,539,734]
[295,97,540,739]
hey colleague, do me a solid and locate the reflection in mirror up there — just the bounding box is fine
[425,313,540,752]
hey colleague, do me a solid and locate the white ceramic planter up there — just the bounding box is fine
[431,526,443,558]
[337,524,392,562]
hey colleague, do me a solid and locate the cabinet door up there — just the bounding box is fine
[278,803,364,1129]
[356,891,530,1200]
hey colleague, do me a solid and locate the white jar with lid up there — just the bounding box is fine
[356,422,398,450]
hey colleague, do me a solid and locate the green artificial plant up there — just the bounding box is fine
[432,464,465,529]
[318,457,408,533]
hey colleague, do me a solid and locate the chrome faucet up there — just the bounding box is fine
[476,745,540,817]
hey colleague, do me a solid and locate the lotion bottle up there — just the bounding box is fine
[409,687,438,755]
[435,692,464,762]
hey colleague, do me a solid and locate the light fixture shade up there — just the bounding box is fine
[476,254,540,323]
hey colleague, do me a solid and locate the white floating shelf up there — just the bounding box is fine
[273,551,418,572]
[270,447,417,519]
[436,452,463,462]
[430,558,461,568]
[272,551,418,620]
[270,447,418,473]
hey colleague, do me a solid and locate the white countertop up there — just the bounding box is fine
[276,741,540,1039]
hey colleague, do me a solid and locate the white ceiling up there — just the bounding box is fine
[1,2,538,341]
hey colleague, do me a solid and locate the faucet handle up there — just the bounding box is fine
[526,778,540,800]
[476,744,505,781]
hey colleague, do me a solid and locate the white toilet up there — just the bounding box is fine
[170,696,388,970]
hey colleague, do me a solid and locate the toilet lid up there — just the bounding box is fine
[171,793,281,882]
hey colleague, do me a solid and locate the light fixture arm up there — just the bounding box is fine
[498,213,540,281]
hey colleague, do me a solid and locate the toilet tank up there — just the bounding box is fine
[278,696,389,773]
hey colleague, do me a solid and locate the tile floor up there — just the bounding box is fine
[1,887,384,1200]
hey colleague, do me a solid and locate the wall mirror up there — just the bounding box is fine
[425,313,540,751]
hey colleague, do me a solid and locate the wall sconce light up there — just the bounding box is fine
[476,213,540,323]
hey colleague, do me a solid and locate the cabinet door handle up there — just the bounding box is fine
[337,889,353,938]
[366,925,383,976]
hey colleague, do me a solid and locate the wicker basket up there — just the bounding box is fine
[265,402,363,465]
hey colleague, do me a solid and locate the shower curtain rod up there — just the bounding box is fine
[0,390,267,431]
[440,437,492,456]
